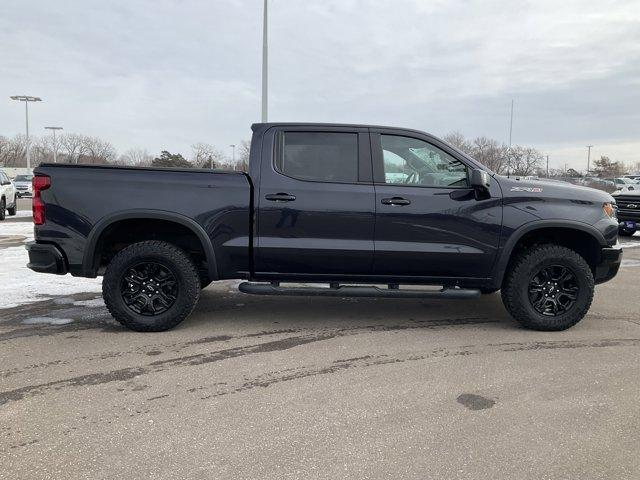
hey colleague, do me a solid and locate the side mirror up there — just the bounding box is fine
[470,169,490,190]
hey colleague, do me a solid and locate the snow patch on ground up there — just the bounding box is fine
[0,218,103,309]
[22,317,73,325]
[0,221,34,241]
[13,210,33,219]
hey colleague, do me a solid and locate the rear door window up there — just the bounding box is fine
[275,132,359,183]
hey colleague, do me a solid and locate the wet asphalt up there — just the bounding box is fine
[1,204,639,479]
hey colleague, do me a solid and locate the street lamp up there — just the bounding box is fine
[45,126,63,163]
[10,95,42,170]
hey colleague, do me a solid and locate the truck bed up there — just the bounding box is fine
[34,163,252,279]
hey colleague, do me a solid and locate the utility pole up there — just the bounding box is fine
[508,99,514,149]
[230,144,236,166]
[45,126,63,163]
[262,0,269,123]
[546,155,549,177]
[586,145,593,174]
[10,95,42,170]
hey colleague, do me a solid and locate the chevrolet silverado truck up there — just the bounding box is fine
[27,123,622,332]
[612,189,640,236]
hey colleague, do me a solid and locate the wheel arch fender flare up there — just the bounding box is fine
[491,219,607,288]
[82,209,218,280]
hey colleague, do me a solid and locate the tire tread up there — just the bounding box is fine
[501,244,594,331]
[102,240,200,332]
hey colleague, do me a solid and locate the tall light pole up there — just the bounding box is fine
[262,0,268,122]
[508,99,514,149]
[546,155,549,177]
[10,95,42,170]
[586,145,593,174]
[229,144,236,165]
[45,126,63,163]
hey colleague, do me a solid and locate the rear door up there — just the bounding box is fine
[371,130,502,279]
[255,126,375,277]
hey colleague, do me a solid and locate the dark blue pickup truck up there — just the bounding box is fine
[27,123,622,332]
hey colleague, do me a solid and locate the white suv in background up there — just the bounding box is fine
[0,170,18,220]
[12,174,34,197]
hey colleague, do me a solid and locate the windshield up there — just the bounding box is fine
[14,175,33,182]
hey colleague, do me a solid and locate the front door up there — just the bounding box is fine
[371,130,502,279]
[255,126,375,276]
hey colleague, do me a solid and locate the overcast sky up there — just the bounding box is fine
[2,0,639,169]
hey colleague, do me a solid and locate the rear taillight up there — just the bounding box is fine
[32,175,51,225]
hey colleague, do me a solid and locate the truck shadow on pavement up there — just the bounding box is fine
[0,287,516,344]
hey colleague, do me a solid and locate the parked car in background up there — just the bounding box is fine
[12,174,34,197]
[0,169,18,220]
[607,177,637,190]
[613,189,640,236]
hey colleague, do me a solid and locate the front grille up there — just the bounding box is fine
[614,195,640,210]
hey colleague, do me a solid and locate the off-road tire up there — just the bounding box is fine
[501,244,594,331]
[103,241,201,332]
[7,197,17,216]
[0,198,5,221]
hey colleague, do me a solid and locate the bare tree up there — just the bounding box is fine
[59,133,87,164]
[118,148,153,166]
[506,146,543,176]
[191,143,224,168]
[80,136,117,164]
[30,136,54,166]
[470,137,508,174]
[443,131,473,154]
[1,134,28,167]
[235,140,251,171]
[0,135,12,167]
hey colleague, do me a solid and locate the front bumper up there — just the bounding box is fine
[26,242,68,275]
[594,245,622,284]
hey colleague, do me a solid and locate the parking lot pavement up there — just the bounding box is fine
[0,235,639,479]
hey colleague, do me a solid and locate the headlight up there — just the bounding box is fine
[603,202,616,219]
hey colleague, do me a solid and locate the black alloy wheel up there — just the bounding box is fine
[528,265,578,316]
[121,262,178,316]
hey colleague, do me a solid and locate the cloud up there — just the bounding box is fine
[1,0,638,168]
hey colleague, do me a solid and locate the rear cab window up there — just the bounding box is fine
[275,131,359,183]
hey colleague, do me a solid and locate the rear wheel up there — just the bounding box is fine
[501,244,594,331]
[102,241,201,332]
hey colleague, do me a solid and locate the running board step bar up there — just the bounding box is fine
[238,282,481,299]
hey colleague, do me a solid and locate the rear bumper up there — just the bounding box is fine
[594,245,622,285]
[26,242,68,275]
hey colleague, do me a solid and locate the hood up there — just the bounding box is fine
[496,176,614,203]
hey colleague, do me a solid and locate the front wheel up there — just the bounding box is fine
[0,198,5,221]
[501,244,594,331]
[7,196,17,216]
[102,241,201,332]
